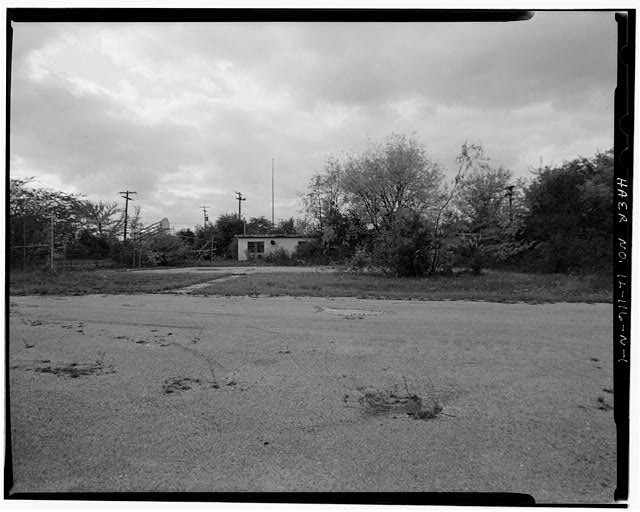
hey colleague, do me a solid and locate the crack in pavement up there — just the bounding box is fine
[167,274,247,294]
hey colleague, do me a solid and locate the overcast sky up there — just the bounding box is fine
[9,11,616,231]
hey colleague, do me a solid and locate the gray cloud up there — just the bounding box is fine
[9,12,616,229]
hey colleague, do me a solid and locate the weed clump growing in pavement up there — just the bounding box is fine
[33,353,114,378]
[353,374,443,420]
[162,377,202,393]
[357,389,442,420]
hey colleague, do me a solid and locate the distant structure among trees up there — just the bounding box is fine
[9,135,613,276]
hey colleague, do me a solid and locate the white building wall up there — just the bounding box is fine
[237,238,250,261]
[237,237,313,261]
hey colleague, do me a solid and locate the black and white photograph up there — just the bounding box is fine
[5,5,632,506]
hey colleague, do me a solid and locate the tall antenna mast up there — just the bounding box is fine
[272,157,275,230]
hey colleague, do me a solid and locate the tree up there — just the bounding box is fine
[246,216,273,235]
[301,155,347,232]
[301,134,445,270]
[449,165,514,272]
[147,233,187,266]
[177,228,196,247]
[374,210,433,277]
[521,149,613,273]
[342,133,443,234]
[68,228,112,260]
[127,206,143,237]
[293,217,316,236]
[9,178,85,268]
[275,217,296,234]
[456,166,512,231]
[191,224,218,260]
[80,200,123,240]
[428,142,489,273]
[213,213,244,258]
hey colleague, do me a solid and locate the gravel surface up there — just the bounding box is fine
[8,295,615,502]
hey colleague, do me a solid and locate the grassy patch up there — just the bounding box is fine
[195,270,612,303]
[9,267,611,303]
[9,269,226,296]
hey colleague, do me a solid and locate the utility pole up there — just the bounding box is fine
[272,157,275,230]
[200,205,210,226]
[505,185,515,224]
[235,191,246,219]
[119,190,137,240]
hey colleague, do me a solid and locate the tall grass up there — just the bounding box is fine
[196,270,611,303]
[9,267,611,303]
[9,269,225,296]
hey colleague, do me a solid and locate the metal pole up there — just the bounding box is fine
[272,157,275,230]
[50,214,54,271]
[124,197,129,240]
[22,217,26,271]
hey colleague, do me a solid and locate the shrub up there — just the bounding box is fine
[148,233,187,266]
[264,248,296,265]
[110,240,134,266]
[295,240,331,265]
[348,246,372,271]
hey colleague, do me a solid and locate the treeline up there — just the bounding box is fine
[9,133,613,275]
[8,177,305,268]
[297,134,613,276]
[173,215,309,264]
[9,177,143,268]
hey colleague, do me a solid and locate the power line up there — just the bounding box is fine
[119,190,137,240]
[235,191,246,219]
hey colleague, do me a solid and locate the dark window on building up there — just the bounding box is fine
[247,241,265,259]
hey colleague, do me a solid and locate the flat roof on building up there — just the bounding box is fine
[235,234,315,239]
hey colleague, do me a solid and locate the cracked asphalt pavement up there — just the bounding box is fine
[8,294,615,502]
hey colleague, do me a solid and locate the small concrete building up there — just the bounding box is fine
[236,234,315,261]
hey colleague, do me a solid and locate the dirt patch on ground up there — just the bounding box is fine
[314,305,390,320]
[20,358,116,379]
[345,386,443,420]
[163,377,205,393]
[162,376,223,393]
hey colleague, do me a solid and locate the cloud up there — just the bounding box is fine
[9,12,616,229]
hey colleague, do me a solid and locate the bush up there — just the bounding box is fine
[294,240,331,265]
[110,240,134,266]
[521,150,613,274]
[375,242,429,277]
[264,247,296,265]
[348,246,373,271]
[148,233,187,266]
[366,212,433,277]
